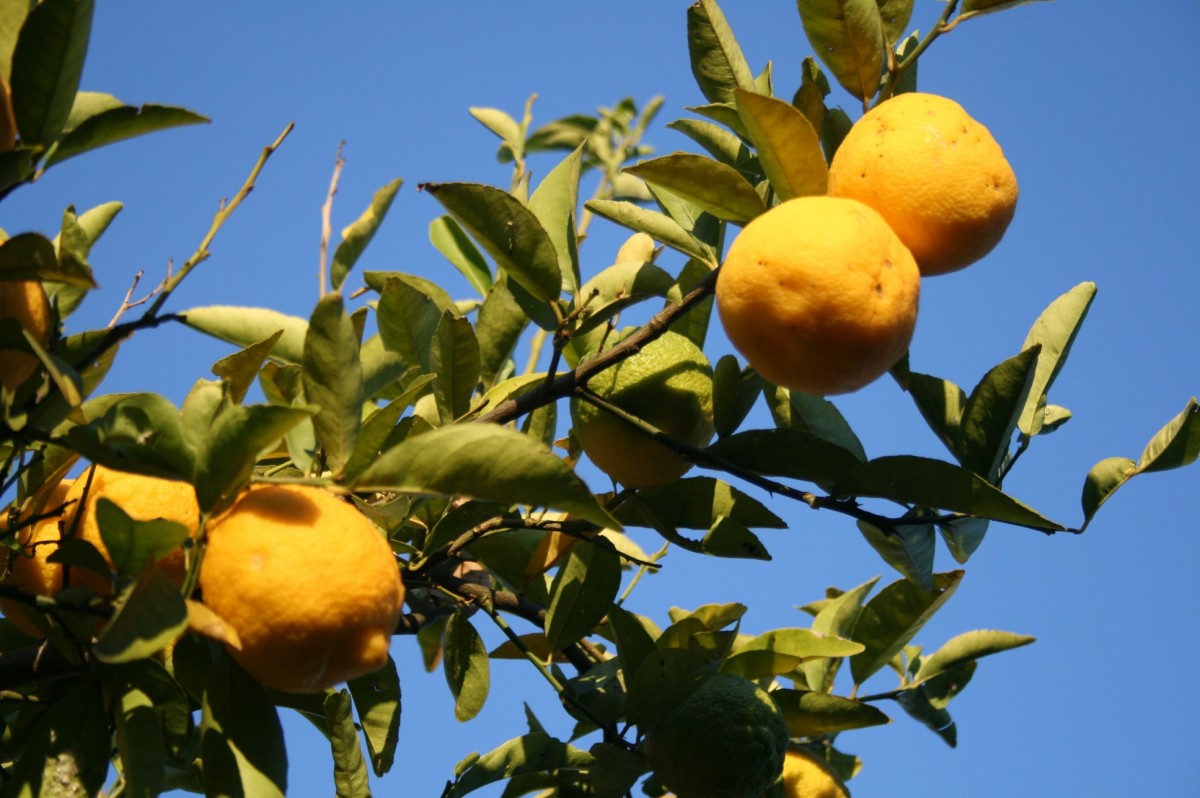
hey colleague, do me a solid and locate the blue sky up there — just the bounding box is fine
[8,2,1199,796]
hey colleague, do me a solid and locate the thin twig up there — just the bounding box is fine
[318,141,347,297]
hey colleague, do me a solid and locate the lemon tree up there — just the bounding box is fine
[0,1,1195,797]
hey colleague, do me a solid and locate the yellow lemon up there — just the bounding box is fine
[0,278,51,393]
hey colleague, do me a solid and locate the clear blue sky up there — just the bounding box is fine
[8,2,1199,796]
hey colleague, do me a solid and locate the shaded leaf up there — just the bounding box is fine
[894,685,957,747]
[10,0,92,145]
[348,656,401,778]
[857,516,936,590]
[352,424,619,530]
[1017,282,1096,436]
[212,331,283,405]
[733,88,827,200]
[65,392,194,480]
[422,182,562,305]
[447,733,595,797]
[474,281,527,386]
[701,515,771,560]
[773,688,890,736]
[545,536,622,650]
[686,0,756,104]
[798,0,885,102]
[711,354,763,438]
[0,230,91,284]
[48,102,209,166]
[375,274,456,372]
[833,455,1064,531]
[444,612,490,722]
[625,152,765,224]
[708,428,861,489]
[767,385,866,462]
[667,117,760,175]
[891,362,966,456]
[303,293,363,475]
[849,571,962,685]
[192,404,311,513]
[914,629,1035,684]
[331,178,402,291]
[200,654,288,798]
[572,259,675,336]
[431,215,493,296]
[430,312,481,423]
[113,682,167,798]
[624,648,712,726]
[937,516,989,565]
[94,497,188,580]
[93,564,188,663]
[961,0,1052,17]
[8,684,109,798]
[607,605,658,684]
[324,689,373,798]
[955,346,1040,481]
[615,476,784,530]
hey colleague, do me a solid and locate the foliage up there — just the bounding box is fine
[0,0,1193,796]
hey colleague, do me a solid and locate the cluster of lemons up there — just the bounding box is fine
[573,92,1018,493]
[1,467,404,695]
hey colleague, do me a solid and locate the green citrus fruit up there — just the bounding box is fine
[570,331,715,489]
[643,673,790,798]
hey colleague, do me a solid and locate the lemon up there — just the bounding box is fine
[827,92,1018,276]
[773,749,850,798]
[0,278,51,393]
[716,196,920,396]
[198,483,405,694]
[570,331,715,489]
[643,673,789,798]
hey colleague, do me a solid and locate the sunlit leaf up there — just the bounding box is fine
[802,576,879,693]
[303,293,363,475]
[1137,397,1200,473]
[444,612,490,722]
[192,404,312,513]
[625,152,765,225]
[849,571,963,685]
[48,102,209,166]
[767,385,867,462]
[572,259,675,336]
[182,305,308,365]
[375,273,457,372]
[733,88,827,200]
[961,0,1052,18]
[585,198,715,263]
[528,144,583,295]
[65,392,194,480]
[352,424,619,529]
[773,688,890,736]
[914,629,1035,684]
[686,0,756,104]
[94,497,188,580]
[446,733,595,797]
[431,215,493,297]
[331,177,402,291]
[667,117,760,175]
[798,0,885,102]
[1017,282,1096,436]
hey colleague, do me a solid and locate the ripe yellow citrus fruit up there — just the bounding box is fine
[716,196,920,396]
[827,92,1018,276]
[198,483,405,694]
[570,331,715,489]
[643,673,790,798]
[775,749,850,798]
[0,278,51,393]
[64,465,201,586]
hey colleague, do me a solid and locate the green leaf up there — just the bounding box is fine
[857,515,936,590]
[961,0,1052,17]
[544,538,623,651]
[331,178,402,292]
[686,0,757,104]
[375,274,457,372]
[937,516,989,564]
[430,215,493,296]
[8,684,109,798]
[0,2,33,83]
[802,576,879,693]
[616,476,785,530]
[422,182,562,305]
[833,455,1064,531]
[624,648,712,727]
[528,145,583,295]
[665,257,717,350]
[914,629,1035,684]
[624,152,766,225]
[1080,456,1136,528]
[955,346,1041,481]
[113,682,167,798]
[0,230,90,284]
[892,364,967,457]
[667,118,760,175]
[182,305,308,365]
[430,312,481,423]
[444,612,490,722]
[200,654,288,798]
[607,605,658,685]
[10,0,92,145]
[773,689,890,736]
[212,331,283,405]
[572,259,675,336]
[447,733,596,797]
[711,355,763,438]
[65,393,194,480]
[47,102,209,167]
[767,385,867,462]
[352,424,619,530]
[725,628,863,678]
[893,684,957,747]
[94,497,188,580]
[733,88,828,200]
[303,293,363,475]
[878,0,915,45]
[1137,397,1200,473]
[192,404,311,513]
[849,571,963,685]
[798,0,885,102]
[584,198,714,263]
[1017,282,1096,436]
[348,657,401,778]
[93,563,188,663]
[475,282,527,386]
[324,689,373,798]
[708,428,862,489]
